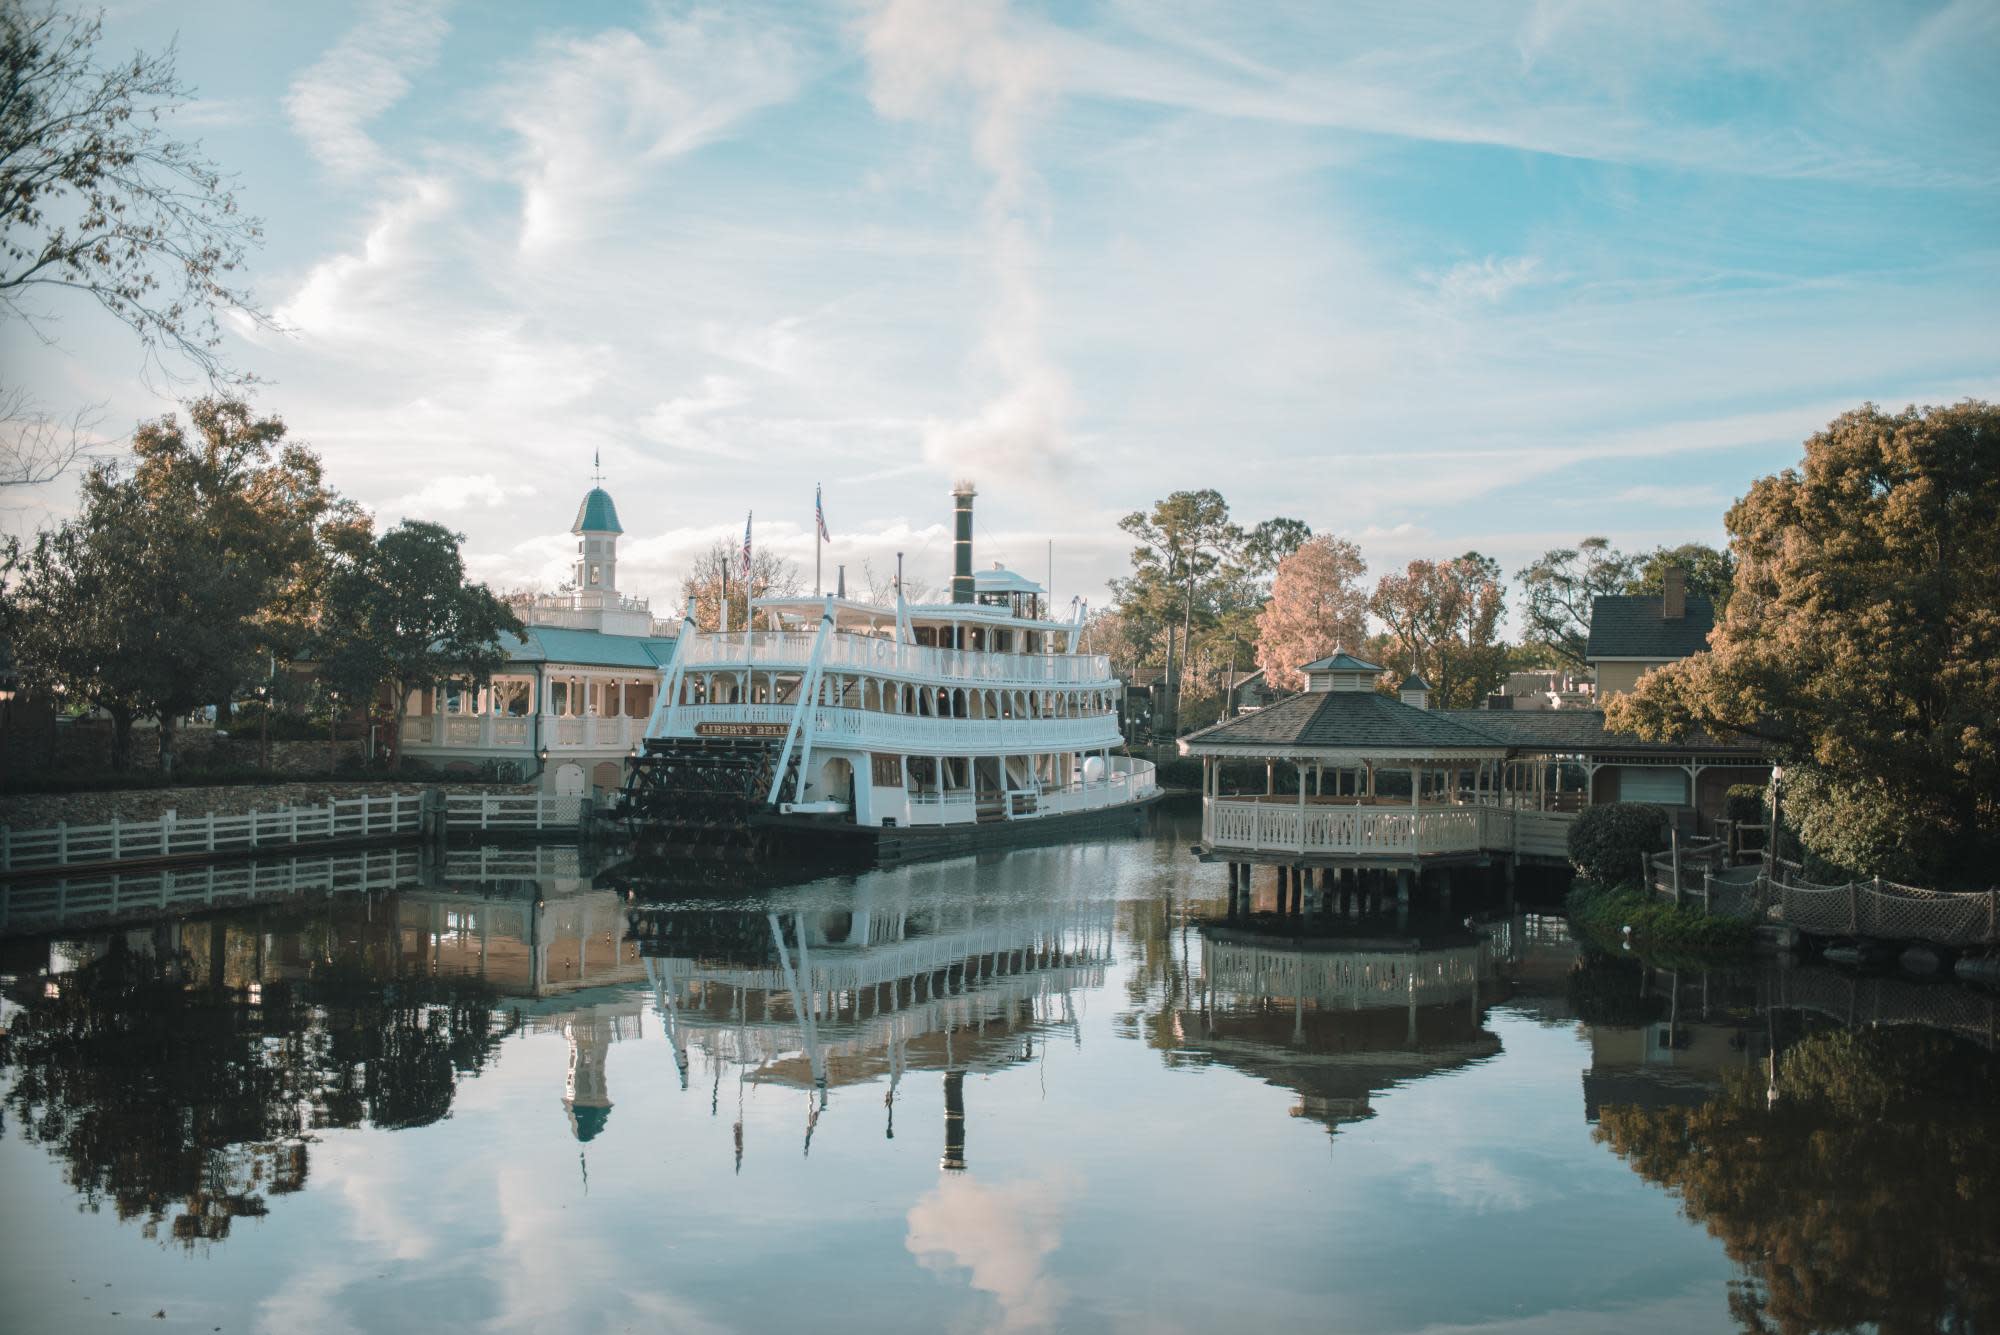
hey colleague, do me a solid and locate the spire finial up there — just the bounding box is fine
[592,448,603,485]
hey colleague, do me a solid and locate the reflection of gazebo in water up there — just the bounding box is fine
[629,864,1118,1166]
[1179,923,1518,1137]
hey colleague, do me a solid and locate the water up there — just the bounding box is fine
[3,803,1996,1334]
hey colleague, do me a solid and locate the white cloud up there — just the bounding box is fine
[285,0,453,177]
[1429,256,1546,305]
[502,15,800,252]
[862,0,1074,480]
[389,472,535,518]
[905,1170,1078,1333]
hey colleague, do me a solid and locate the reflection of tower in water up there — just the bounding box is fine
[563,1011,616,1143]
[941,1069,967,1172]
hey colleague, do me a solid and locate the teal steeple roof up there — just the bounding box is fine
[573,487,622,535]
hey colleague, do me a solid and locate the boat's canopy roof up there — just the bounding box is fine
[974,565,1044,595]
[750,594,1082,635]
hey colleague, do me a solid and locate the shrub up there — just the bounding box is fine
[1723,783,1765,826]
[1567,801,1670,886]
[1565,878,1755,959]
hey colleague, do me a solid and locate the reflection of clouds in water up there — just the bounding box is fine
[906,1172,1077,1333]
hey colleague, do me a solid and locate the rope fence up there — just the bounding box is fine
[1648,847,2000,948]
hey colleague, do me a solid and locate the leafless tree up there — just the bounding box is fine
[0,381,103,486]
[1,5,274,392]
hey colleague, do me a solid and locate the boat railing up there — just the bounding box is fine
[667,703,1122,750]
[675,630,1112,685]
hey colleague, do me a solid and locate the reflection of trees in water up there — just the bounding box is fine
[2,928,515,1248]
[1596,1027,2000,1335]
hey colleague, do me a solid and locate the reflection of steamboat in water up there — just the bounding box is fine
[1178,919,1521,1136]
[627,859,1117,1163]
[622,483,1158,855]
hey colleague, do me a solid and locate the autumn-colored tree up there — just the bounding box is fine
[1369,552,1507,708]
[679,539,803,631]
[1253,535,1368,691]
[1515,537,1635,667]
[1606,402,2000,884]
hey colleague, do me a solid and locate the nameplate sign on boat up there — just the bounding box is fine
[695,722,790,739]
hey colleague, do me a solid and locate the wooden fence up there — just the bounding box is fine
[1,793,425,875]
[1648,844,2000,949]
[441,793,586,832]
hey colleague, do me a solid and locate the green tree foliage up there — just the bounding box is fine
[1597,1027,2000,1334]
[1368,552,1507,708]
[1566,801,1669,886]
[1254,534,1367,692]
[319,520,523,771]
[1625,541,1735,612]
[1607,401,2000,884]
[7,400,355,771]
[1110,490,1306,734]
[1516,537,1635,667]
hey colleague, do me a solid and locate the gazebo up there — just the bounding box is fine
[1178,652,1580,911]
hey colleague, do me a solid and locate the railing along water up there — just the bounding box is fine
[1,793,425,874]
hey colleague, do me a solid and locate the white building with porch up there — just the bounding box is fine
[396,481,676,795]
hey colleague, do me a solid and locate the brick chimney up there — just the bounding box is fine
[1662,566,1686,620]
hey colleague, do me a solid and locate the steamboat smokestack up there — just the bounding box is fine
[951,480,977,604]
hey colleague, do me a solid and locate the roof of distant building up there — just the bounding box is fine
[1585,594,1714,660]
[1399,673,1430,691]
[573,486,623,535]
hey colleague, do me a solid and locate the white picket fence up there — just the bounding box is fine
[1,793,425,874]
[441,793,585,832]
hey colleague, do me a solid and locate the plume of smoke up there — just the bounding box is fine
[862,0,1072,478]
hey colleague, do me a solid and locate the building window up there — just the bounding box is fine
[871,753,905,787]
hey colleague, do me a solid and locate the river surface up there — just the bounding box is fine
[2,802,1996,1334]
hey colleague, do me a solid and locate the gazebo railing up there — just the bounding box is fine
[1203,797,1570,858]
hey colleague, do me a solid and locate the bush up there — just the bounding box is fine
[1723,783,1765,826]
[1565,878,1755,959]
[1567,801,1670,886]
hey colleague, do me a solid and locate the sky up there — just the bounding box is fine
[5,0,1997,616]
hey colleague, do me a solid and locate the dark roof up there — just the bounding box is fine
[1186,689,1505,752]
[573,487,623,534]
[1303,651,1382,673]
[1432,709,1763,755]
[1399,674,1430,691]
[1585,594,1714,660]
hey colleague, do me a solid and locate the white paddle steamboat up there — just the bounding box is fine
[622,483,1159,855]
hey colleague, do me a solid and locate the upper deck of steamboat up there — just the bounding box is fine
[676,595,1113,688]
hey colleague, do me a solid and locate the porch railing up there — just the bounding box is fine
[1201,797,1573,859]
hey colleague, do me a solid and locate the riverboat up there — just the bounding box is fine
[621,482,1159,855]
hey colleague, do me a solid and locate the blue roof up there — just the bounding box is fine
[573,487,623,534]
[495,628,675,669]
[1303,651,1381,673]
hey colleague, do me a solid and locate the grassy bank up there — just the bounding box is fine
[1565,878,1755,961]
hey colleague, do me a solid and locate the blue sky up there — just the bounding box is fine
[5,0,1997,613]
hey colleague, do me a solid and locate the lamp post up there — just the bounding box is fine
[0,676,16,767]
[328,690,341,777]
[254,682,271,773]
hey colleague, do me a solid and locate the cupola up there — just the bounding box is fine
[1399,673,1431,709]
[1301,650,1381,693]
[572,473,622,594]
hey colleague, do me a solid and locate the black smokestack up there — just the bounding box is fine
[941,1069,967,1171]
[951,481,976,605]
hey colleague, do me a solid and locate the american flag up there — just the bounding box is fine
[815,484,829,542]
[740,511,753,579]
